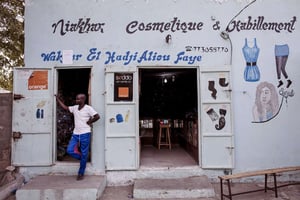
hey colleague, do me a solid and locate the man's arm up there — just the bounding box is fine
[87,114,100,125]
[55,95,69,111]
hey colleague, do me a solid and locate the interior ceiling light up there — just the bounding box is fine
[172,75,175,82]
[163,77,168,83]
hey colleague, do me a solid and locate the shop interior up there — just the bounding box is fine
[139,68,199,167]
[56,68,91,162]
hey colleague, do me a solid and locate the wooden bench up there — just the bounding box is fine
[218,166,300,200]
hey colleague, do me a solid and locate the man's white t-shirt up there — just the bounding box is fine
[69,104,98,135]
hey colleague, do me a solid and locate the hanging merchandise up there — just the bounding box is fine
[242,38,260,82]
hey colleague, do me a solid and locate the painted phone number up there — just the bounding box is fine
[185,46,229,53]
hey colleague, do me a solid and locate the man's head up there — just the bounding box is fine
[75,93,86,105]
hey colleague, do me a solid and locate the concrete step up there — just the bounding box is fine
[107,166,207,186]
[133,175,216,199]
[16,175,106,200]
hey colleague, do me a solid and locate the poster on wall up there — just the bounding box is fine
[114,73,133,101]
[28,70,48,90]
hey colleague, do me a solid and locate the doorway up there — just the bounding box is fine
[139,67,199,167]
[56,67,91,162]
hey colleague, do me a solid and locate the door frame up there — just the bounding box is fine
[53,66,92,163]
[138,66,201,166]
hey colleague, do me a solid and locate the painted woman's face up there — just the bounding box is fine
[260,87,271,104]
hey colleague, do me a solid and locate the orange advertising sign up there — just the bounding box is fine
[114,73,133,101]
[118,87,129,98]
[28,70,48,90]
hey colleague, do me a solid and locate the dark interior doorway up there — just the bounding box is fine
[139,68,197,118]
[56,68,91,162]
[139,68,199,165]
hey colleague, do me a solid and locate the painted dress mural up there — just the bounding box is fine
[243,38,260,82]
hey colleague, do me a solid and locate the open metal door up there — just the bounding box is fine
[200,66,234,169]
[12,68,53,166]
[104,66,138,170]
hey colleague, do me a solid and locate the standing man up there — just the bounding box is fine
[55,93,100,180]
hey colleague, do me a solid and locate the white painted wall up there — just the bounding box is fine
[23,0,300,174]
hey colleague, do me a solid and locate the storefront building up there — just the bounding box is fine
[12,0,300,181]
